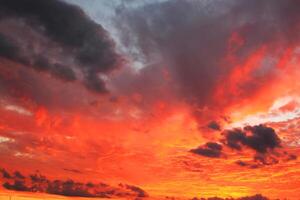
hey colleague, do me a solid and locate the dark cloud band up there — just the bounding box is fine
[1,168,148,198]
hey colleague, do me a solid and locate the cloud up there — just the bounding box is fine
[190,124,296,167]
[224,125,284,166]
[238,194,269,200]
[0,0,121,93]
[3,180,29,191]
[0,33,24,63]
[235,160,249,167]
[287,154,297,161]
[114,0,300,123]
[13,171,25,179]
[0,168,11,179]
[207,121,221,131]
[120,184,148,198]
[190,142,223,158]
[225,125,281,153]
[1,168,148,198]
[62,168,83,174]
[190,194,269,200]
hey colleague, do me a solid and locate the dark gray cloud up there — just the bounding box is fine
[13,171,25,179]
[190,142,223,158]
[235,160,249,167]
[0,0,121,93]
[225,125,281,153]
[190,194,269,200]
[0,33,23,62]
[120,184,148,198]
[190,124,296,167]
[207,121,221,131]
[224,125,283,166]
[1,168,148,198]
[3,180,29,192]
[0,168,12,179]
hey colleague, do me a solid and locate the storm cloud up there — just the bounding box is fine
[114,0,300,122]
[0,0,121,93]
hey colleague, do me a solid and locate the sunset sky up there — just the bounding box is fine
[0,0,300,199]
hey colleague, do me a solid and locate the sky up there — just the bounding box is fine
[0,0,299,199]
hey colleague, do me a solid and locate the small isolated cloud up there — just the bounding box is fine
[62,168,83,174]
[190,142,223,158]
[225,124,281,153]
[207,121,221,131]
